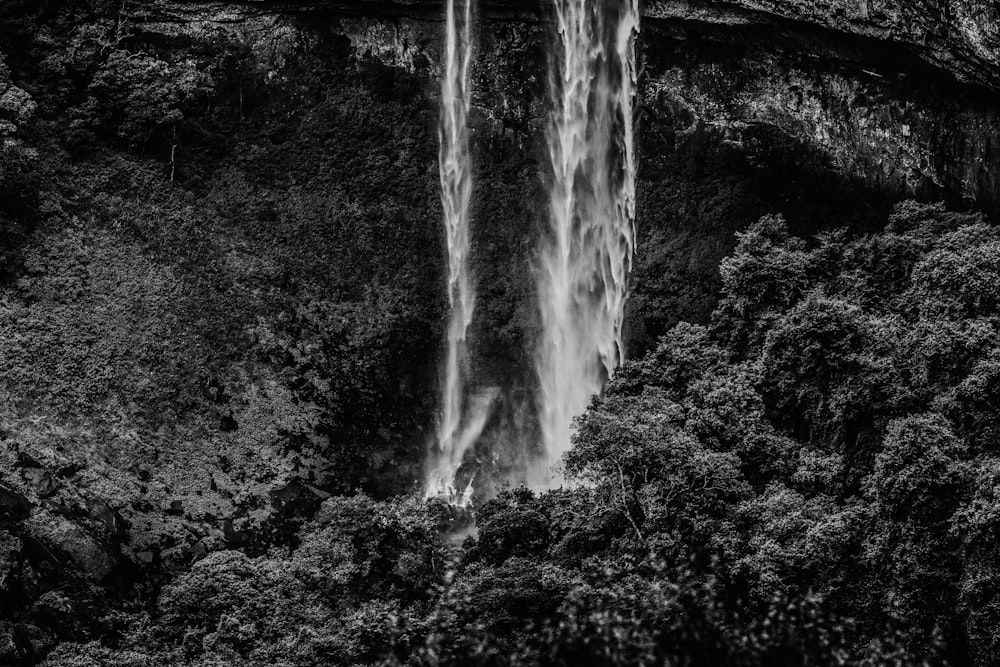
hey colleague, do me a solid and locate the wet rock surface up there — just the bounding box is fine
[126,0,1000,215]
[157,0,1000,85]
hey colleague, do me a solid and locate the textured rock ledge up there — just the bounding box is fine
[151,0,1000,88]
[129,0,1000,213]
[647,0,1000,91]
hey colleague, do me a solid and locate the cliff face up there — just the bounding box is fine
[54,0,995,488]
[151,0,1000,87]
[122,0,1000,217]
[0,1,997,660]
[0,0,993,513]
[648,0,1000,87]
[648,0,1000,201]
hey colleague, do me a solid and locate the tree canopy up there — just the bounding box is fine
[34,200,1000,665]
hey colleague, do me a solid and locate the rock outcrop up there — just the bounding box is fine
[647,0,1000,91]
[154,0,1000,85]
[128,0,1000,214]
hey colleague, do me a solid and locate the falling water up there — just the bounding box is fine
[425,0,494,507]
[534,0,639,485]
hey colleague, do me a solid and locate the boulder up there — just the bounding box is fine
[26,510,116,582]
[0,484,30,523]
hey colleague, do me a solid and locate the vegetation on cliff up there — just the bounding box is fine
[2,1,1000,665]
[14,201,1000,666]
[0,4,446,661]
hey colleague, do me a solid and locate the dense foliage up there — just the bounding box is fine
[0,4,445,662]
[18,200,1000,665]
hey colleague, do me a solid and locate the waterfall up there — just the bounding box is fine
[426,0,494,507]
[533,0,639,485]
[426,0,639,498]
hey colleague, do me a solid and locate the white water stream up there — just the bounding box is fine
[426,0,640,500]
[533,0,639,486]
[426,0,494,507]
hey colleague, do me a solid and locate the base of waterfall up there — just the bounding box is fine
[423,473,476,508]
[424,386,499,508]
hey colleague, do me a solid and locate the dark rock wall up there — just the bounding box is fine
[631,11,1000,340]
[3,0,994,494]
[647,0,1000,87]
[112,2,1000,345]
